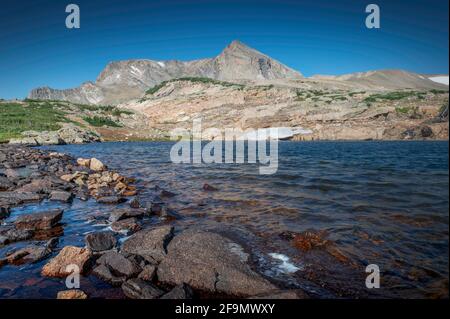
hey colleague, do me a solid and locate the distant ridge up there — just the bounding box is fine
[29,40,303,105]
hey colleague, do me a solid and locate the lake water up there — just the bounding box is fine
[1,141,448,298]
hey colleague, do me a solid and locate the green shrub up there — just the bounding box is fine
[83,116,122,127]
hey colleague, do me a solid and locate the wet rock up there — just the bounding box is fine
[97,196,126,205]
[15,209,63,231]
[41,246,92,277]
[121,278,164,299]
[4,167,33,179]
[57,289,88,299]
[159,189,177,198]
[0,191,41,204]
[147,201,164,214]
[111,218,141,235]
[109,208,145,222]
[157,230,277,297]
[49,190,73,202]
[0,206,10,219]
[129,197,142,209]
[160,283,193,299]
[203,183,218,191]
[0,227,33,244]
[96,251,141,278]
[85,231,117,252]
[160,207,182,221]
[92,264,126,286]
[121,225,174,264]
[90,158,106,171]
[5,244,51,264]
[137,264,157,281]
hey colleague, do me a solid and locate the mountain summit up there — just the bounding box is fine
[29,40,303,105]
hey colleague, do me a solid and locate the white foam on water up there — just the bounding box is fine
[269,253,301,273]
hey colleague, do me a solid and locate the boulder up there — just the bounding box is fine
[96,251,141,278]
[5,244,51,264]
[85,231,117,252]
[49,190,73,202]
[160,283,194,299]
[157,230,277,297]
[41,246,92,277]
[137,264,157,281]
[76,158,91,168]
[121,278,164,299]
[90,158,106,171]
[121,225,174,264]
[111,218,141,235]
[92,264,125,286]
[15,209,63,231]
[57,289,88,299]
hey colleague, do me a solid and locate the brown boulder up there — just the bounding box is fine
[15,209,63,231]
[41,246,92,277]
[57,289,88,299]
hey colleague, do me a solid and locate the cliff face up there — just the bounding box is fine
[29,40,303,105]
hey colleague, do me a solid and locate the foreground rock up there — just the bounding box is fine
[15,209,63,231]
[157,230,278,297]
[121,225,174,263]
[121,278,164,299]
[96,251,141,278]
[85,231,117,252]
[41,246,92,277]
[57,289,88,299]
[4,239,56,264]
[160,283,194,299]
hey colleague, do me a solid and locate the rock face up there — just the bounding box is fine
[157,230,277,297]
[41,246,92,277]
[28,40,302,105]
[121,225,174,263]
[14,209,63,231]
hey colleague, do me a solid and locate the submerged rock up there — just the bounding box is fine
[157,230,277,297]
[121,225,174,264]
[41,246,92,277]
[14,209,63,231]
[121,278,164,299]
[202,183,218,191]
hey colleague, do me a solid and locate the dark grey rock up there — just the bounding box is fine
[96,251,141,278]
[160,283,194,299]
[121,278,164,299]
[85,231,117,252]
[157,230,277,297]
[111,218,141,235]
[121,225,174,263]
[109,208,145,222]
[97,196,126,204]
[49,190,73,202]
[92,264,126,286]
[0,206,10,219]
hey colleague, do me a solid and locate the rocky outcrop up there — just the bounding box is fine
[8,123,101,146]
[157,229,278,297]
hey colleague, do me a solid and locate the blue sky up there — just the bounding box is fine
[0,0,448,99]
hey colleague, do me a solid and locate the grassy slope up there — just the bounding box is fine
[0,99,131,143]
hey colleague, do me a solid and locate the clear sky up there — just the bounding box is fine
[0,0,448,99]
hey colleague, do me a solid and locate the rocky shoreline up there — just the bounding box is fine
[0,144,304,299]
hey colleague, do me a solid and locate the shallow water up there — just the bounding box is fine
[1,141,448,298]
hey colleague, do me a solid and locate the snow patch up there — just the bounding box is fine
[157,61,166,67]
[429,76,449,85]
